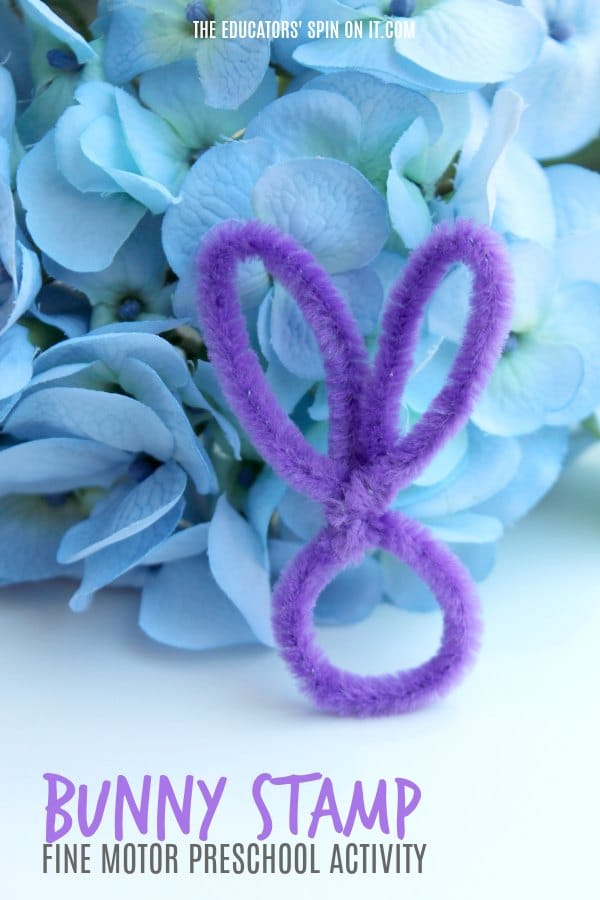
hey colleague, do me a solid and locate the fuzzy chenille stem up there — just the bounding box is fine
[196,218,513,716]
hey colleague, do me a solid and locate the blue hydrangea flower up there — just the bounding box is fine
[0,324,248,619]
[425,237,600,436]
[163,73,450,400]
[162,131,390,299]
[138,60,277,153]
[503,0,600,159]
[99,0,281,108]
[43,216,174,328]
[294,0,545,93]
[163,130,389,410]
[17,0,103,145]
[388,89,556,252]
[17,80,188,271]
[133,488,276,649]
[251,70,441,190]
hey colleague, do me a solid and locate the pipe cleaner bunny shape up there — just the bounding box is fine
[196,219,513,717]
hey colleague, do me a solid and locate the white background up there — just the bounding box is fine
[1,446,599,899]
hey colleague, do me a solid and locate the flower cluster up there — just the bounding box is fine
[1,0,599,647]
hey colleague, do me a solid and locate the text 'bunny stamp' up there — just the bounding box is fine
[196,219,513,717]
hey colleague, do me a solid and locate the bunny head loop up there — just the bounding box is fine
[196,219,513,717]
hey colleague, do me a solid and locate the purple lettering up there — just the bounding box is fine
[308,777,343,839]
[44,773,75,842]
[395,778,421,839]
[196,777,227,840]
[343,779,390,836]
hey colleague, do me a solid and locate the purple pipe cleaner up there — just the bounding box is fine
[196,219,513,716]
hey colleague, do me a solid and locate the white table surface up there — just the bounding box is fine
[1,445,599,899]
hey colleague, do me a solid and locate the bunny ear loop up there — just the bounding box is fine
[196,219,514,717]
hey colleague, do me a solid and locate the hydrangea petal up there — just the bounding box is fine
[473,340,584,436]
[541,283,600,425]
[267,537,298,578]
[331,267,384,336]
[182,379,241,462]
[493,145,556,246]
[0,68,16,142]
[314,556,383,625]
[139,61,277,150]
[399,0,544,84]
[0,4,32,100]
[278,488,323,541]
[119,357,217,493]
[451,89,524,226]
[196,0,279,108]
[411,429,468,489]
[17,71,89,148]
[427,265,472,343]
[9,244,43,329]
[382,551,438,612]
[32,282,90,338]
[54,103,121,194]
[58,460,186,563]
[5,385,175,459]
[425,512,503,544]
[69,497,184,611]
[17,133,145,271]
[0,152,15,276]
[547,164,600,284]
[505,31,600,158]
[0,495,81,582]
[383,540,496,612]
[252,157,389,273]
[162,138,277,276]
[386,121,432,248]
[310,71,441,187]
[452,541,497,582]
[207,494,274,646]
[20,0,97,63]
[0,438,130,496]
[388,170,432,250]
[0,326,36,401]
[139,556,255,649]
[34,330,191,392]
[103,7,195,84]
[0,180,42,333]
[413,91,470,185]
[246,89,362,164]
[266,356,312,414]
[27,361,109,393]
[403,340,456,413]
[509,241,558,333]
[548,164,600,238]
[477,427,569,526]
[246,467,286,553]
[140,523,210,566]
[390,116,430,176]
[80,116,179,214]
[398,428,520,518]
[293,34,477,93]
[270,282,324,380]
[115,87,188,193]
[43,215,168,303]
